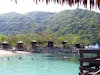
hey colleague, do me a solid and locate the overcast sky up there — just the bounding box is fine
[0,0,99,14]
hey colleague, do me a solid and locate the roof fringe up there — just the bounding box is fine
[13,0,100,9]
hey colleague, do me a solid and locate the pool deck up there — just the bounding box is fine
[0,49,31,57]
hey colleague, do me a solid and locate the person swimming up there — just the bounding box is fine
[31,57,34,60]
[19,57,22,60]
[7,57,10,60]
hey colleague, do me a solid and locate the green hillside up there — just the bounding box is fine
[0,12,53,35]
[0,9,100,45]
[43,9,100,44]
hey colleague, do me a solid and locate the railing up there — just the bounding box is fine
[79,49,100,75]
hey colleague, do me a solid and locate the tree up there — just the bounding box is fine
[0,35,8,42]
[65,33,81,44]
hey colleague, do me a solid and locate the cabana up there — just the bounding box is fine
[16,41,25,51]
[1,41,10,49]
[75,43,82,48]
[62,40,68,48]
[47,40,54,47]
[31,40,38,49]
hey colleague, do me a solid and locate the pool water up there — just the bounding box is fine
[0,53,79,75]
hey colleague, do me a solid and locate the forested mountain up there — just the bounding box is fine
[26,12,54,24]
[0,9,100,44]
[43,9,100,44]
[0,12,54,35]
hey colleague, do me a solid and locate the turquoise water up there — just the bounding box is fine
[0,53,79,75]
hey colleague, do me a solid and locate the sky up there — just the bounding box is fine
[0,0,100,14]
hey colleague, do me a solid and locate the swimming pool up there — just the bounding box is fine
[0,53,79,75]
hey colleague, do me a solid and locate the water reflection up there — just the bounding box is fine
[41,53,79,64]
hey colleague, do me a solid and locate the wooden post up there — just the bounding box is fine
[96,53,100,69]
[79,50,84,74]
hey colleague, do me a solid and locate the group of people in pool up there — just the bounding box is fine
[7,56,34,61]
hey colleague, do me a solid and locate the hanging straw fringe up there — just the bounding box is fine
[96,0,100,9]
[83,0,87,8]
[90,0,94,9]
[13,0,100,9]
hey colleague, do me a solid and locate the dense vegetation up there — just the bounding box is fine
[0,12,53,35]
[43,9,100,45]
[0,9,100,46]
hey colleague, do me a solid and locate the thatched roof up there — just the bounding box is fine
[13,0,100,9]
[17,41,23,43]
[2,41,8,44]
